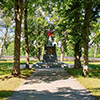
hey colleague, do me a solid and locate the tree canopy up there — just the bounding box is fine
[0,0,100,76]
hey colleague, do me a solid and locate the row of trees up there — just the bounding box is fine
[0,0,100,76]
[2,40,100,58]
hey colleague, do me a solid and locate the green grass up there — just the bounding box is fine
[1,60,100,100]
[67,64,100,100]
[89,62,100,70]
[0,60,36,100]
[63,61,74,64]
[63,61,84,65]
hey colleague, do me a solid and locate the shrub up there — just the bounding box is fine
[96,54,100,58]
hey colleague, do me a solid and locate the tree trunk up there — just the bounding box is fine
[65,53,67,61]
[94,44,97,58]
[83,0,92,76]
[24,0,29,69]
[60,31,68,62]
[37,46,41,61]
[37,31,41,61]
[12,0,23,76]
[0,27,8,59]
[74,40,81,68]
[60,43,64,62]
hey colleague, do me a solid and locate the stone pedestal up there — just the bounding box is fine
[32,44,68,68]
[32,30,68,68]
[43,44,57,62]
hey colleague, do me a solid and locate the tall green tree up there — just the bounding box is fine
[24,0,29,69]
[0,17,11,59]
[27,5,49,59]
[12,0,23,76]
[90,19,100,58]
[82,0,92,76]
[4,34,13,55]
[66,0,82,68]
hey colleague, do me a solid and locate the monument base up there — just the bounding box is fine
[32,62,68,68]
[32,44,68,69]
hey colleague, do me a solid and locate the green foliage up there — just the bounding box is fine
[0,0,14,15]
[2,41,14,56]
[96,54,100,58]
[90,20,100,42]
[22,5,49,57]
[0,0,100,59]
[89,47,94,57]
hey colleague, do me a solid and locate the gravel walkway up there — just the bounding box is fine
[7,68,96,100]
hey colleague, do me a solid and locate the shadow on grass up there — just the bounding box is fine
[67,68,83,77]
[0,63,13,69]
[0,68,34,81]
[5,87,96,100]
[89,64,100,70]
[0,90,13,99]
[67,68,100,78]
[0,75,27,81]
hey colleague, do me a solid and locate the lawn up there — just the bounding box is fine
[65,61,100,100]
[0,60,100,100]
[0,60,36,100]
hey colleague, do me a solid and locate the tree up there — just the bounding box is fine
[0,17,11,59]
[66,0,82,68]
[0,28,8,59]
[56,0,82,67]
[82,0,92,76]
[27,5,49,60]
[24,0,29,69]
[60,31,68,62]
[4,34,13,55]
[90,19,100,58]
[12,0,23,76]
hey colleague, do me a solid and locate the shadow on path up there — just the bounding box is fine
[24,69,70,84]
[6,87,96,100]
[6,69,96,100]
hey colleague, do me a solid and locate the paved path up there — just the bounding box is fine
[7,68,96,100]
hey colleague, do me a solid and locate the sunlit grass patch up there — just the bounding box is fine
[0,76,24,100]
[67,67,100,100]
[63,61,74,64]
[76,76,100,100]
[0,68,34,100]
[0,60,35,100]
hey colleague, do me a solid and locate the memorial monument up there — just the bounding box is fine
[32,29,68,68]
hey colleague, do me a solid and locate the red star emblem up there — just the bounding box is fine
[47,29,54,38]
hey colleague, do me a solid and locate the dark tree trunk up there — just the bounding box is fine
[94,44,97,58]
[73,3,82,69]
[0,27,8,59]
[83,0,92,76]
[60,31,68,62]
[24,0,29,69]
[12,0,23,76]
[61,43,64,62]
[74,40,81,68]
[65,53,68,61]
[37,45,41,61]
[37,32,41,61]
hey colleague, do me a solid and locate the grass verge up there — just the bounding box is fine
[67,67,100,100]
[0,60,35,100]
